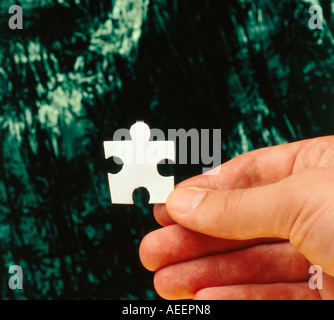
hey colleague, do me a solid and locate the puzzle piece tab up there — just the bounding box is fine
[104,121,175,204]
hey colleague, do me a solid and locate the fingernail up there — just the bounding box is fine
[170,188,207,213]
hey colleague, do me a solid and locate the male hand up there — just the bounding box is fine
[140,136,334,299]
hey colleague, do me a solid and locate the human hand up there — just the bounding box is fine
[140,136,334,299]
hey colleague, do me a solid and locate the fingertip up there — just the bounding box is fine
[193,288,216,300]
[139,231,159,271]
[153,204,176,226]
[157,174,212,227]
[153,270,170,300]
[167,187,207,214]
[166,187,209,233]
[153,267,194,300]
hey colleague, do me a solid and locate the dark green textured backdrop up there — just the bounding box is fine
[0,0,333,299]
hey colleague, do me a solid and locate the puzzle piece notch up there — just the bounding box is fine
[104,121,175,204]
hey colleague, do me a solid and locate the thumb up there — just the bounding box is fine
[166,183,296,241]
[166,168,334,277]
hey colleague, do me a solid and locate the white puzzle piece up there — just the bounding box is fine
[104,121,175,204]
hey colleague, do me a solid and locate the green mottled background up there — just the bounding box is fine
[0,0,333,299]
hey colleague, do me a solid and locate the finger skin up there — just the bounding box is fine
[155,136,334,226]
[153,242,310,300]
[166,168,334,277]
[194,283,321,300]
[154,204,176,226]
[166,182,293,240]
[148,137,334,301]
[318,274,334,300]
[139,224,282,271]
